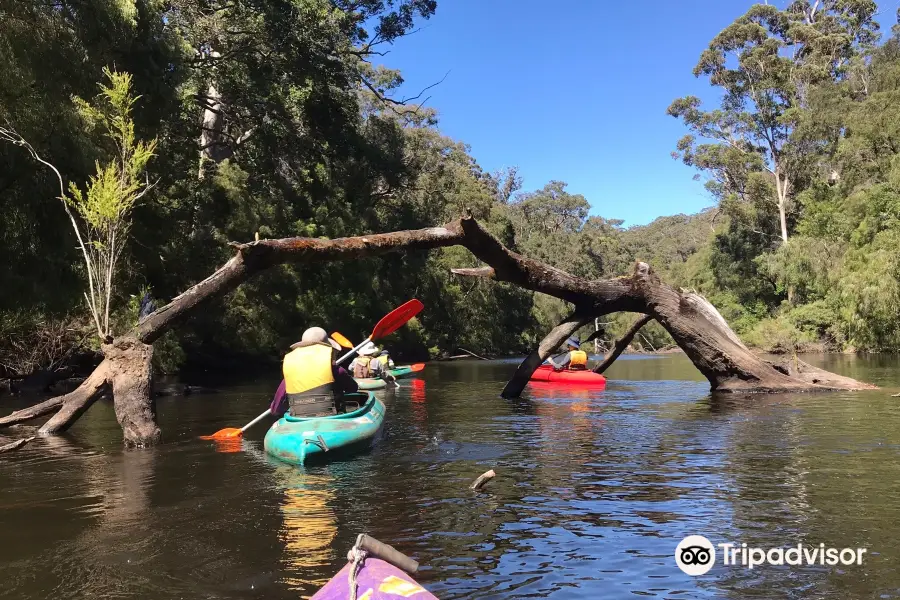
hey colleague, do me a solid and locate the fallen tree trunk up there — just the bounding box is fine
[0,436,34,454]
[593,314,654,375]
[0,213,875,445]
[451,235,875,393]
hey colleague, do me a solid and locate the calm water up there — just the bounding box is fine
[2,354,900,599]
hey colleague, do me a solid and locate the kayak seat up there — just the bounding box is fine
[288,395,335,418]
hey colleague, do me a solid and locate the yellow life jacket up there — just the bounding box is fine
[283,342,334,395]
[569,350,588,368]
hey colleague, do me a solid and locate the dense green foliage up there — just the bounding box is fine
[669,2,900,353]
[0,0,543,374]
[6,1,900,378]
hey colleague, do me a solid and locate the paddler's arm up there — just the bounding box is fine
[269,379,287,416]
[548,352,570,371]
[333,365,359,393]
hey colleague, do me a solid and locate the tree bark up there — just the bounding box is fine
[107,339,159,446]
[0,436,34,454]
[448,227,874,393]
[593,314,654,375]
[0,213,875,444]
[134,223,465,344]
[1,365,108,428]
[39,361,110,434]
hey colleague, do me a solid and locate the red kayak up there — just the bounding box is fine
[530,365,607,385]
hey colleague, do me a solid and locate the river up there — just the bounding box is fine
[1,354,899,599]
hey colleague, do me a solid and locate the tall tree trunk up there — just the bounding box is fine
[775,169,794,302]
[107,339,159,446]
[776,172,790,243]
[197,50,232,180]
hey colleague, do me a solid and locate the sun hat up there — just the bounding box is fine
[301,326,341,350]
[358,341,378,356]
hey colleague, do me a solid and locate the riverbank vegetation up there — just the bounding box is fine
[3,1,900,387]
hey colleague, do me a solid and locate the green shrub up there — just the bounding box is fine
[743,315,818,354]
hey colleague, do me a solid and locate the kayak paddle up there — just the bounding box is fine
[331,331,354,349]
[201,299,424,441]
[333,299,424,367]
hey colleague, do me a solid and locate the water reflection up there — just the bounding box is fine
[272,468,338,590]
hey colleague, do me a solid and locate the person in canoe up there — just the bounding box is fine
[547,335,588,371]
[270,327,359,418]
[370,348,394,376]
[350,342,379,378]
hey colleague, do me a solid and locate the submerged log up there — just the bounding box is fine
[0,213,875,446]
[457,347,490,361]
[0,436,34,454]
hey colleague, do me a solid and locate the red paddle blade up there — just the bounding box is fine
[410,363,425,372]
[371,299,424,340]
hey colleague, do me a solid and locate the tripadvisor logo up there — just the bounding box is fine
[676,535,715,575]
[675,535,868,575]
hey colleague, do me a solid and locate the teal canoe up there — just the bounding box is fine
[388,363,425,379]
[264,392,385,465]
[355,377,387,390]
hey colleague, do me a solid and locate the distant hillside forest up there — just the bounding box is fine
[3,1,900,379]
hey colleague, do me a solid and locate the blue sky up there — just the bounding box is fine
[380,0,894,226]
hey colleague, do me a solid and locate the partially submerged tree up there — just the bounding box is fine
[0,214,875,448]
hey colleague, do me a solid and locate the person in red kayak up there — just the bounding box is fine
[548,336,588,371]
[269,327,358,418]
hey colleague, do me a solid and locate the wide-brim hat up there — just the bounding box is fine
[566,336,580,348]
[358,341,378,356]
[298,326,341,350]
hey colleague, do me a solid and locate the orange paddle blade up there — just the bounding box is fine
[371,299,424,340]
[330,331,354,348]
[410,363,425,372]
[200,428,244,440]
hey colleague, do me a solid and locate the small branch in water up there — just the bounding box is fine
[458,347,490,361]
[471,469,496,490]
[593,314,654,375]
[638,332,657,353]
[0,436,35,454]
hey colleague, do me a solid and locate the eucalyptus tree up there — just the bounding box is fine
[669,0,880,244]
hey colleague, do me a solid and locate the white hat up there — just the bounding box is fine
[358,341,378,356]
[301,326,341,351]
